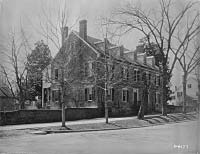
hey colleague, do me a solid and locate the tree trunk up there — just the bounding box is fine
[182,73,187,114]
[198,83,200,113]
[105,83,108,124]
[105,100,108,123]
[138,89,145,120]
[61,102,65,127]
[19,91,25,109]
[161,71,167,116]
[61,84,66,127]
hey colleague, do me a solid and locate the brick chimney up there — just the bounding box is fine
[61,26,68,45]
[79,20,87,41]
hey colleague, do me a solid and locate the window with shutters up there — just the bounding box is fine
[85,86,94,101]
[143,72,147,81]
[126,68,129,80]
[134,69,138,81]
[137,70,140,81]
[107,87,114,101]
[148,73,151,83]
[84,62,88,77]
[121,66,129,80]
[122,88,129,102]
[109,64,115,79]
[88,87,92,101]
[156,75,159,86]
[156,92,160,104]
[85,88,88,101]
[158,75,161,86]
[55,69,58,80]
[52,90,59,102]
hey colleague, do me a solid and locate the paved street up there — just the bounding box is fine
[0,119,199,154]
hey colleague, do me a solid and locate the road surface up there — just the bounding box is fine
[0,120,199,154]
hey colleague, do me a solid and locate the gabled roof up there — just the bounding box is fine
[52,29,159,72]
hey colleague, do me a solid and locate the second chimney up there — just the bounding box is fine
[79,20,87,41]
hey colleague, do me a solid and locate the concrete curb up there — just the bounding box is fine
[42,118,198,135]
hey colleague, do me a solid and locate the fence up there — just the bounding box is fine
[0,108,103,126]
[167,105,197,113]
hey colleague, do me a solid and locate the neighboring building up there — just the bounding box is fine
[0,86,15,111]
[169,76,198,107]
[42,19,162,115]
[0,71,15,111]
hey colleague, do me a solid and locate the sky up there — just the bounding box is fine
[0,0,199,88]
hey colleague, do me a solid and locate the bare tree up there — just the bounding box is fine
[0,65,15,98]
[35,1,79,51]
[176,38,200,113]
[36,1,80,128]
[107,0,200,115]
[195,39,200,113]
[0,30,30,109]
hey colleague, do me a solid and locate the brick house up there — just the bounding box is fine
[42,19,162,116]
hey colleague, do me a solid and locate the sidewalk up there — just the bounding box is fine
[42,112,198,134]
[0,112,198,133]
[0,116,135,131]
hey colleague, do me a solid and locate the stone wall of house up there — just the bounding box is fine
[0,108,103,126]
[48,32,99,109]
[44,31,162,116]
